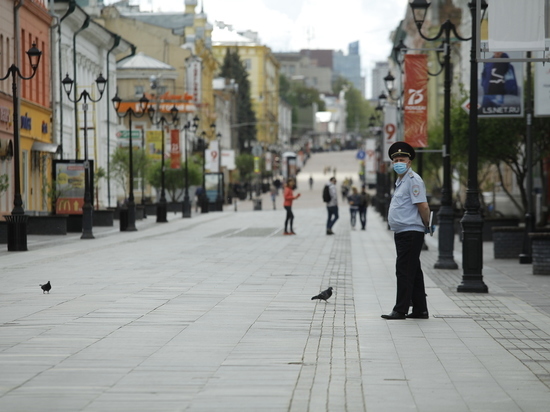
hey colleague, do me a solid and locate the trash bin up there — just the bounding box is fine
[253,198,262,211]
[119,208,129,231]
[5,214,28,251]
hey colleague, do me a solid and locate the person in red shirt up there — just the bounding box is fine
[283,178,301,235]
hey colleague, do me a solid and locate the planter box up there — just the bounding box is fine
[493,226,524,259]
[0,220,7,244]
[93,210,114,227]
[529,232,550,275]
[67,215,82,233]
[482,217,520,242]
[26,215,68,235]
[144,204,157,216]
[167,202,183,213]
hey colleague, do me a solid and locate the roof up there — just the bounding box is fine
[120,11,195,30]
[211,25,257,46]
[117,52,175,70]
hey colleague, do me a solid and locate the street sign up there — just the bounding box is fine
[251,145,263,157]
[117,130,141,139]
[356,150,366,160]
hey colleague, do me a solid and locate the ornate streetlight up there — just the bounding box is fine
[111,93,149,231]
[62,73,107,239]
[410,0,488,291]
[1,43,42,251]
[181,115,199,218]
[147,104,179,223]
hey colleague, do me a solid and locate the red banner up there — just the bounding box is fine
[404,54,428,148]
[170,129,180,169]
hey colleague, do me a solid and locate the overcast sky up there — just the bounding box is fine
[107,0,410,98]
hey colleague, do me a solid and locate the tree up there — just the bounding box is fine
[145,160,202,202]
[450,87,550,221]
[219,48,256,151]
[332,76,372,135]
[109,146,150,200]
[235,153,254,181]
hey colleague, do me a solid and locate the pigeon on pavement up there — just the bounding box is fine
[311,286,333,302]
[40,281,51,294]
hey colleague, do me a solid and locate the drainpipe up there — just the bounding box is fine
[58,0,76,159]
[72,15,91,159]
[105,34,120,208]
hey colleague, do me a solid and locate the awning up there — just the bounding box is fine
[32,142,60,153]
[0,138,13,158]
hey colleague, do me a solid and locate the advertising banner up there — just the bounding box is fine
[186,56,202,105]
[534,53,550,116]
[146,130,162,160]
[205,140,220,173]
[478,50,524,118]
[53,160,93,215]
[383,104,398,156]
[170,129,180,169]
[404,54,428,148]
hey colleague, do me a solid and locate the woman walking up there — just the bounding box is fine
[283,178,300,235]
[347,186,360,230]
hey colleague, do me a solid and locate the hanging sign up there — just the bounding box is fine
[404,54,428,148]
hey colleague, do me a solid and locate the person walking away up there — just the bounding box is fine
[283,178,300,235]
[382,142,431,320]
[324,177,339,235]
[359,185,370,230]
[309,175,314,190]
[341,179,349,203]
[347,187,360,230]
[270,184,278,210]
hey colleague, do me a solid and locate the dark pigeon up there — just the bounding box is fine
[311,287,333,302]
[40,281,51,294]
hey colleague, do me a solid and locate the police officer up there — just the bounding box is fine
[382,142,431,320]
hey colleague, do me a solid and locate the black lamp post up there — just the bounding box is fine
[411,0,488,290]
[182,115,199,218]
[147,104,179,223]
[409,0,471,269]
[111,93,149,231]
[200,130,209,213]
[457,0,488,292]
[1,43,42,251]
[214,129,223,212]
[62,73,107,239]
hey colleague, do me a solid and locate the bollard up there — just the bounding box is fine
[119,208,129,231]
[5,214,28,251]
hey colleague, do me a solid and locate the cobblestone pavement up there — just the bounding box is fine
[2,151,550,411]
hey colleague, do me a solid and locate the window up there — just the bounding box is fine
[135,85,144,96]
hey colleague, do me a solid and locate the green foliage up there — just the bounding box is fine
[0,174,8,195]
[332,76,374,136]
[145,160,202,202]
[450,87,550,217]
[45,180,69,214]
[219,48,257,150]
[109,146,150,198]
[280,73,327,131]
[235,153,254,180]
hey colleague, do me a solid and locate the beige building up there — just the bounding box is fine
[97,2,218,135]
[211,24,280,146]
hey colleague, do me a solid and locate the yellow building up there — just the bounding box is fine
[211,24,280,146]
[97,2,218,138]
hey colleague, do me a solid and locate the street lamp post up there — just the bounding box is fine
[199,130,209,214]
[215,131,223,211]
[458,0,488,293]
[409,0,473,269]
[147,104,179,223]
[62,73,107,239]
[111,93,150,231]
[182,115,199,218]
[0,43,42,251]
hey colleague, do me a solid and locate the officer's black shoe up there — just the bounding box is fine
[381,311,406,320]
[406,312,429,319]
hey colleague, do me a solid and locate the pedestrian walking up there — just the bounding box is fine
[283,178,300,235]
[382,142,432,320]
[359,185,370,230]
[324,177,338,235]
[270,184,278,210]
[309,175,314,190]
[347,186,360,229]
[194,186,204,213]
